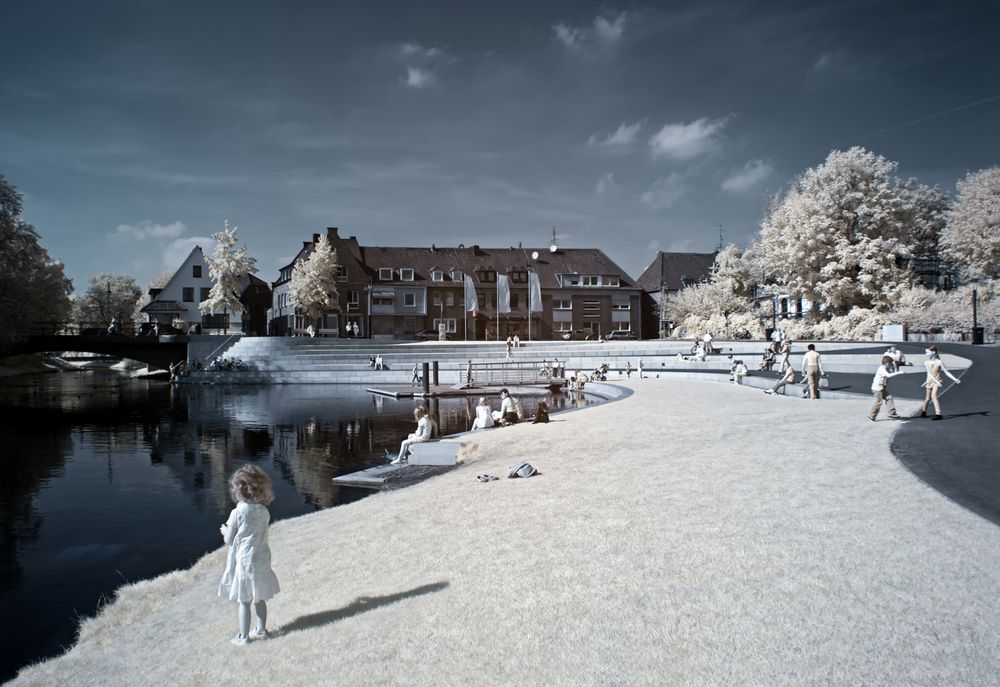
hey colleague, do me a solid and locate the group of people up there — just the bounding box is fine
[868,345,960,422]
[761,343,824,397]
[368,354,384,370]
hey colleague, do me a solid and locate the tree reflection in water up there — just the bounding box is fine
[0,370,597,681]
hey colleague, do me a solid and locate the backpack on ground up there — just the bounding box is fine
[507,462,538,479]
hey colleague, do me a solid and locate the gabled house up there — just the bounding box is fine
[635,251,717,338]
[141,245,249,333]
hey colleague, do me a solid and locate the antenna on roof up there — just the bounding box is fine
[717,224,725,252]
[549,227,558,254]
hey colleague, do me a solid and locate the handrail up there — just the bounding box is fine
[203,334,241,363]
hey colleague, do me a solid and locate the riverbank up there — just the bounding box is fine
[12,379,1000,686]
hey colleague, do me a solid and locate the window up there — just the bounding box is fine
[432,293,442,307]
[336,265,347,282]
[446,292,454,306]
[477,270,496,283]
[400,268,414,281]
[605,276,620,287]
[193,265,202,278]
[450,270,464,282]
[433,318,457,333]
[559,274,580,287]
[582,275,599,287]
[373,295,393,307]
[348,290,360,305]
[200,287,211,302]
[404,293,416,307]
[614,323,631,332]
[553,299,572,310]
[511,270,528,283]
[431,270,444,282]
[612,298,630,310]
[378,268,393,281]
[556,322,573,332]
[182,287,194,302]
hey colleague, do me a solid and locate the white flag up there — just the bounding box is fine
[497,275,511,314]
[464,275,478,314]
[528,271,542,312]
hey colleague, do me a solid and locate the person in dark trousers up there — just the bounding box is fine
[868,355,904,422]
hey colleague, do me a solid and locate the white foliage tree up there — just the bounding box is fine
[668,245,761,338]
[289,233,340,326]
[74,273,143,328]
[940,167,1000,280]
[749,147,939,315]
[199,219,257,332]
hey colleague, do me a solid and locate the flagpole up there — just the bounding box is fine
[496,278,500,341]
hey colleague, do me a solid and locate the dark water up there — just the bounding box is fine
[0,370,595,682]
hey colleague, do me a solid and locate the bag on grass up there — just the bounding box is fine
[507,462,538,479]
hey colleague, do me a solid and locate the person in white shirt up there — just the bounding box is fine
[702,331,715,355]
[920,345,961,420]
[471,397,495,430]
[868,356,904,421]
[802,344,824,399]
[392,405,434,463]
[498,388,520,425]
[733,360,748,385]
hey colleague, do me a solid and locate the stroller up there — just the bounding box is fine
[590,363,610,381]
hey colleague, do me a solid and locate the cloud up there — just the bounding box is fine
[404,67,435,88]
[648,117,728,160]
[721,159,774,193]
[588,122,642,147]
[163,236,214,269]
[113,220,186,241]
[399,41,448,88]
[813,51,836,70]
[640,173,688,209]
[595,172,616,195]
[554,12,629,53]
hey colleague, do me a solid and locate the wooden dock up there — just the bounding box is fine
[332,462,457,489]
[366,379,565,399]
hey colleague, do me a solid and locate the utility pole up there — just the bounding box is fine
[658,282,670,339]
[717,224,725,252]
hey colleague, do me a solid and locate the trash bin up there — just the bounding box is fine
[972,326,985,345]
[764,328,775,341]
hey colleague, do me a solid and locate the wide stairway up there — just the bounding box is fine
[182,337,962,388]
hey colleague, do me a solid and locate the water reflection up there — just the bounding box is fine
[0,371,597,681]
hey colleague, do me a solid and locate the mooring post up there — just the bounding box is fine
[422,362,430,395]
[432,361,439,386]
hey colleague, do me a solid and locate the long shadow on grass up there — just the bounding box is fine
[280,581,449,635]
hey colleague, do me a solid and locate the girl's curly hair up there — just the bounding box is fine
[229,464,274,505]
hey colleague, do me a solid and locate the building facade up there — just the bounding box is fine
[269,229,643,340]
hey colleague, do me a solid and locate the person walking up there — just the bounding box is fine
[352,322,360,338]
[466,359,473,385]
[505,340,513,362]
[802,344,824,399]
[637,359,644,379]
[778,340,791,373]
[868,355,904,422]
[625,361,632,378]
[411,362,420,385]
[920,345,961,420]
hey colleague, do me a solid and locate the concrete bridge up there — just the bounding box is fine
[3,334,188,370]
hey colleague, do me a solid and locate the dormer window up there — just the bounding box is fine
[605,276,620,287]
[400,268,415,281]
[511,270,528,283]
[582,275,599,287]
[477,269,496,283]
[378,267,393,281]
[431,270,444,282]
[450,270,464,282]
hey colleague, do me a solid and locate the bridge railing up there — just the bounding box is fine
[471,361,562,386]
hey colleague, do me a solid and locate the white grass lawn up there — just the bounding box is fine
[12,380,1000,686]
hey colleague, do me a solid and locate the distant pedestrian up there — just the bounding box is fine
[868,356,904,422]
[513,334,520,348]
[411,362,419,385]
[505,341,513,362]
[466,359,473,385]
[375,354,384,370]
[802,344,823,399]
[346,323,353,338]
[637,359,644,379]
[218,464,279,646]
[920,345,961,420]
[369,355,376,369]
[764,366,795,395]
[778,340,791,373]
[625,361,632,378]
[732,360,748,385]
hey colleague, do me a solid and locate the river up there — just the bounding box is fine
[0,369,596,682]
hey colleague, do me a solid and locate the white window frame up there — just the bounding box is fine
[450,270,463,282]
[431,270,444,282]
[378,267,393,281]
[605,276,620,287]
[446,292,454,306]
[400,268,415,281]
[433,318,457,333]
[555,321,573,332]
[553,299,572,310]
[432,292,442,307]
[403,292,416,307]
[582,275,599,287]
[612,300,630,310]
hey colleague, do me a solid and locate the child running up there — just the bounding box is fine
[920,345,961,420]
[219,464,280,645]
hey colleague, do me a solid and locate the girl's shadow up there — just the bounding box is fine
[279,581,449,635]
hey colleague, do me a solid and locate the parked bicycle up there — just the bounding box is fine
[208,357,249,372]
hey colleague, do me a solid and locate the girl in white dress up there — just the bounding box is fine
[392,405,433,463]
[218,465,280,645]
[920,345,961,420]
[471,396,495,430]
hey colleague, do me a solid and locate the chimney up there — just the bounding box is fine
[312,233,320,244]
[327,227,339,239]
[303,241,311,249]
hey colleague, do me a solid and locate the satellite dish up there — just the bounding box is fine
[531,251,539,260]
[549,245,557,253]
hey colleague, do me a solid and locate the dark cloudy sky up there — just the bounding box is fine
[2,0,998,292]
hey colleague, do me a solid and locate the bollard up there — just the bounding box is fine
[422,362,430,395]
[432,361,439,386]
